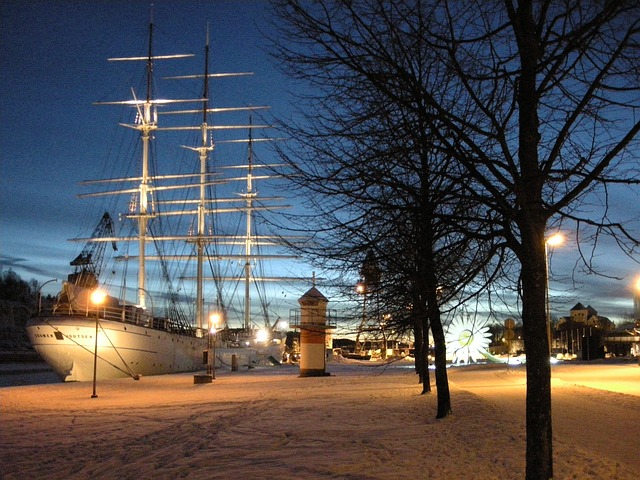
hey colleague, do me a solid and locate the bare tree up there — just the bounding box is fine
[270,1,640,478]
[269,0,505,420]
[417,2,640,478]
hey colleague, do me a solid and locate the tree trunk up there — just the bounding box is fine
[429,308,451,418]
[511,2,553,477]
[426,263,451,417]
[413,301,431,392]
[413,319,426,386]
[520,224,553,480]
[416,216,451,413]
[421,314,431,394]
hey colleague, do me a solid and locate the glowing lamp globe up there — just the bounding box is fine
[91,290,107,306]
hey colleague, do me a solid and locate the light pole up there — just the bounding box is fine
[355,282,366,354]
[37,279,58,313]
[90,289,106,398]
[633,278,640,364]
[209,312,221,379]
[633,277,640,321]
[381,313,390,359]
[545,233,564,357]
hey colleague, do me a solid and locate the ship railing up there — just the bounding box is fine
[96,305,197,336]
[44,303,145,328]
[44,303,150,326]
[41,302,197,336]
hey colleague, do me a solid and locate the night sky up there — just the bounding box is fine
[1,1,638,323]
[1,1,294,288]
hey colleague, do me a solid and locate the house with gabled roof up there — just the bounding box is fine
[554,303,613,359]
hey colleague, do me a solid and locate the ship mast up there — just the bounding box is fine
[242,119,256,330]
[136,20,156,309]
[81,21,313,333]
[90,19,194,311]
[159,28,264,329]
[195,26,214,330]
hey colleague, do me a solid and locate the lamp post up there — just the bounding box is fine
[208,312,221,379]
[355,282,366,354]
[633,277,640,322]
[37,279,58,314]
[381,313,390,359]
[90,289,106,398]
[545,233,564,357]
[633,278,640,364]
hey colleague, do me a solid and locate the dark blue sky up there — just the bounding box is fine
[1,1,638,323]
[0,1,295,289]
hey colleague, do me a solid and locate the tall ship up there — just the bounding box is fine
[26,20,302,382]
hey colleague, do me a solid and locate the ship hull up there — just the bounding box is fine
[26,316,287,381]
[26,316,207,382]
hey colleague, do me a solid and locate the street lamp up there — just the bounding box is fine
[37,279,58,314]
[633,277,640,322]
[208,312,221,379]
[355,282,367,354]
[381,313,390,359]
[90,289,106,398]
[632,278,640,363]
[545,233,564,357]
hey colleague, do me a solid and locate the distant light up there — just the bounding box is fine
[355,282,365,294]
[209,312,222,332]
[546,233,564,247]
[255,329,269,343]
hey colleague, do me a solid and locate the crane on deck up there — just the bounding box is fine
[68,212,118,288]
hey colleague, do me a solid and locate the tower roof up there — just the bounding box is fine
[299,286,328,303]
[570,302,586,311]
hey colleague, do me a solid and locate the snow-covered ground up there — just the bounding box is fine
[1,359,638,479]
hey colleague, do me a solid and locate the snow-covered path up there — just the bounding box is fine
[447,362,640,476]
[1,361,638,479]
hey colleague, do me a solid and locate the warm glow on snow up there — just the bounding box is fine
[1,361,638,479]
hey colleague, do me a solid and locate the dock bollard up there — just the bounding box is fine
[231,354,238,372]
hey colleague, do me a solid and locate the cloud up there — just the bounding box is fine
[0,254,61,279]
